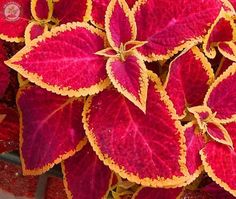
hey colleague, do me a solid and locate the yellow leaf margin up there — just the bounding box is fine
[17,85,88,175]
[82,70,202,188]
[106,52,148,112]
[5,22,111,98]
[204,62,236,123]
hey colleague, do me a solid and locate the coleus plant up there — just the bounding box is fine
[1,0,236,198]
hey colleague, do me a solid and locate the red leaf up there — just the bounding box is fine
[31,0,53,22]
[6,23,110,98]
[216,57,233,77]
[62,144,112,199]
[24,21,47,45]
[53,0,90,24]
[83,71,189,188]
[206,122,233,147]
[46,177,67,199]
[17,85,87,175]
[133,187,183,199]
[204,63,236,122]
[0,160,38,198]
[0,42,9,98]
[200,122,236,197]
[0,104,19,153]
[0,0,31,42]
[202,182,236,199]
[133,0,223,61]
[106,54,148,112]
[184,122,205,175]
[165,46,214,118]
[218,42,236,62]
[203,10,236,58]
[90,0,136,29]
[105,0,136,49]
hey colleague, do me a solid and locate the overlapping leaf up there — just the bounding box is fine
[132,187,183,199]
[165,46,214,118]
[17,85,87,175]
[53,0,89,24]
[200,122,236,197]
[184,122,205,175]
[133,0,223,61]
[62,144,112,199]
[105,0,136,49]
[83,71,190,187]
[203,10,236,58]
[31,0,53,22]
[218,42,236,62]
[24,21,47,45]
[216,57,233,77]
[6,22,110,98]
[0,0,31,42]
[204,63,236,122]
[90,0,136,29]
[106,54,148,112]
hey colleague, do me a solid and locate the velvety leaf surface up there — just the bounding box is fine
[200,122,236,197]
[184,123,205,175]
[53,0,89,24]
[0,0,31,42]
[105,0,136,49]
[6,23,110,98]
[218,42,236,62]
[24,22,46,45]
[206,122,233,147]
[133,0,223,61]
[62,144,112,199]
[204,63,236,122]
[133,187,183,199]
[106,54,147,111]
[216,57,233,77]
[17,85,87,175]
[90,0,136,28]
[0,42,9,98]
[31,0,53,21]
[203,12,235,58]
[83,72,188,187]
[165,46,214,118]
[0,104,19,153]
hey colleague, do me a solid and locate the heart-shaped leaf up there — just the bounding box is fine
[83,71,189,188]
[17,85,87,175]
[62,144,112,199]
